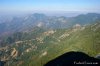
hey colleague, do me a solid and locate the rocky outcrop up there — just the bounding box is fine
[11,48,18,58]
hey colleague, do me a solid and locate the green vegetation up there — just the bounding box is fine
[0,22,100,66]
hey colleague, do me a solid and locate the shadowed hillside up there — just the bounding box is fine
[44,51,100,66]
[0,61,5,66]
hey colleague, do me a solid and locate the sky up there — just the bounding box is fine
[0,0,100,15]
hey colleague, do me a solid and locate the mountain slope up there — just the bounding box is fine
[0,21,100,66]
[0,13,100,36]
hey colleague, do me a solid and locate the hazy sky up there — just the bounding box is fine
[0,0,100,14]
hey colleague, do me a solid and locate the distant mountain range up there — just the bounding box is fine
[0,13,100,66]
[0,13,100,36]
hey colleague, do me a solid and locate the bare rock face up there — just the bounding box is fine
[73,24,81,32]
[40,51,47,58]
[11,48,18,58]
[44,30,56,36]
[74,24,81,29]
